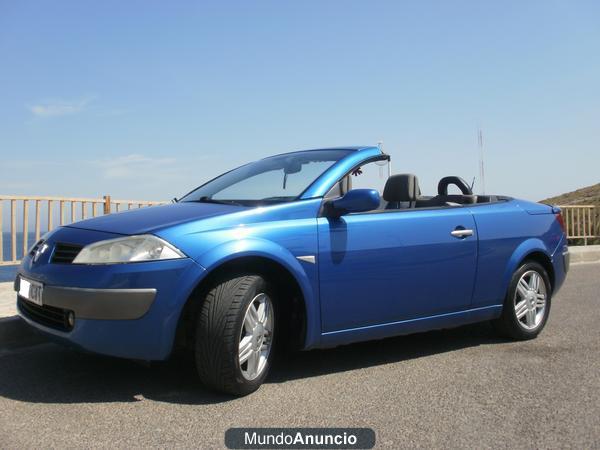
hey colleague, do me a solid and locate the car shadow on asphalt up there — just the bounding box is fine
[0,322,506,406]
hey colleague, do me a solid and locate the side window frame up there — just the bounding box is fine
[320,155,390,216]
[320,155,488,216]
[322,155,390,200]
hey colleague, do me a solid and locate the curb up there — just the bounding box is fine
[569,245,600,265]
[570,255,600,264]
[0,316,48,353]
[571,260,600,266]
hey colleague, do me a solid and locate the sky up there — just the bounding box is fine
[0,0,599,204]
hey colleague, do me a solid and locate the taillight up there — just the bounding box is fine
[555,212,566,233]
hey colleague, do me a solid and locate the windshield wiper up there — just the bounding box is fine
[260,196,296,202]
[192,197,244,206]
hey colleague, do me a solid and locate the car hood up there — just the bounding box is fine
[66,202,247,235]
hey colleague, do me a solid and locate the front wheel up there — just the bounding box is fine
[195,274,276,396]
[493,261,552,340]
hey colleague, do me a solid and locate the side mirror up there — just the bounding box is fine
[326,189,381,216]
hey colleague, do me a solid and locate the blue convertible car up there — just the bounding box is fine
[15,146,569,395]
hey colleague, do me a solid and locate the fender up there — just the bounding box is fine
[501,237,552,299]
[195,237,321,349]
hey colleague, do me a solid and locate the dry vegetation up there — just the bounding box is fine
[541,183,600,245]
[541,183,600,207]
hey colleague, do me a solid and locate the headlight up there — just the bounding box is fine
[72,235,186,264]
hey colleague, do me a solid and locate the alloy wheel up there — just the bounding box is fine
[238,293,274,380]
[514,270,547,330]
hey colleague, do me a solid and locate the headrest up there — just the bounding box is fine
[438,176,473,196]
[383,174,420,202]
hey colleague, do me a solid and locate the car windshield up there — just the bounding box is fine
[180,149,352,206]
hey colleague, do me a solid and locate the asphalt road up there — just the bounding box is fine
[1,264,598,449]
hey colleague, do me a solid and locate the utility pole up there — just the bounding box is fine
[478,127,485,195]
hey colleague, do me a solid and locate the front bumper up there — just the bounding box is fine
[15,277,156,320]
[16,226,206,360]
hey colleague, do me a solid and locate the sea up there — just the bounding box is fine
[1,232,37,282]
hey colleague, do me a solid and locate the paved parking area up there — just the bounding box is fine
[0,282,16,318]
[0,264,598,448]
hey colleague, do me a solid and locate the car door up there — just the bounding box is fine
[317,207,478,333]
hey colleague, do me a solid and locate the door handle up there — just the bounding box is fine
[451,228,474,238]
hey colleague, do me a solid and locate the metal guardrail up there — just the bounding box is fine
[557,205,598,245]
[0,195,165,266]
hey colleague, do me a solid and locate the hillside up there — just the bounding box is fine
[541,183,600,206]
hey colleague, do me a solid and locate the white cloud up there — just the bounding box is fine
[28,95,96,117]
[94,154,177,179]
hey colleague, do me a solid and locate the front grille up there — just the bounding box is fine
[51,243,83,264]
[18,296,73,332]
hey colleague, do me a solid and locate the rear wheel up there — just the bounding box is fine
[195,274,275,396]
[493,261,551,340]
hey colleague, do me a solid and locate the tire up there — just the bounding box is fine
[493,261,552,340]
[195,274,276,396]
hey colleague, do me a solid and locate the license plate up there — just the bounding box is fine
[18,277,44,306]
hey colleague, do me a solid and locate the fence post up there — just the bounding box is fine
[11,199,16,261]
[592,206,600,243]
[0,200,3,262]
[103,195,111,215]
[47,200,53,232]
[35,200,41,241]
[22,199,29,256]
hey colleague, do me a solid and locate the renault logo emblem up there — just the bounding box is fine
[32,242,49,263]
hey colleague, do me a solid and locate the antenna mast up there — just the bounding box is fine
[477,127,485,195]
